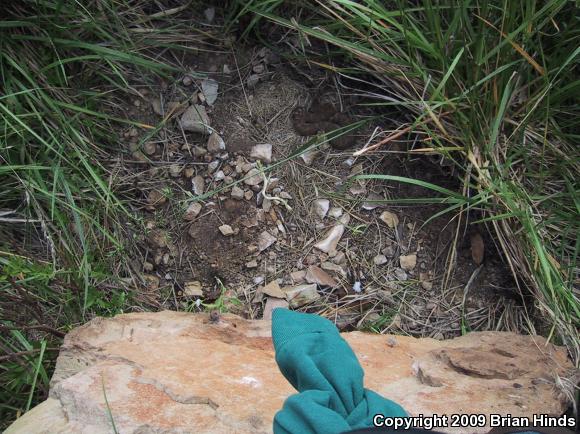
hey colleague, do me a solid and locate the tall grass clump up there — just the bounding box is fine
[0,0,181,425]
[236,0,579,361]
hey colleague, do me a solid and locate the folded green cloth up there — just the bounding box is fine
[272,309,407,434]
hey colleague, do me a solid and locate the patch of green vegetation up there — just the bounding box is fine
[0,0,182,426]
[235,0,579,363]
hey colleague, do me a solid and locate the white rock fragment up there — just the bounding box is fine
[305,266,337,287]
[203,7,215,24]
[184,202,202,221]
[328,207,343,219]
[338,214,351,225]
[262,280,285,299]
[192,175,205,196]
[379,211,399,229]
[362,193,383,210]
[257,231,276,252]
[231,185,244,200]
[201,79,219,106]
[289,270,306,284]
[312,199,330,219]
[373,254,388,266]
[207,161,219,173]
[207,132,225,153]
[245,260,258,269]
[284,284,320,308]
[183,281,203,297]
[400,254,417,271]
[394,268,408,281]
[250,144,272,163]
[244,168,263,186]
[263,297,289,320]
[314,224,344,253]
[213,170,225,181]
[218,224,234,236]
[181,105,211,134]
[321,261,345,275]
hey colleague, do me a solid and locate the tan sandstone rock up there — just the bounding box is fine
[6,311,575,434]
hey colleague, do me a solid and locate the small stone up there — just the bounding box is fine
[349,184,367,196]
[379,211,399,229]
[182,75,193,86]
[321,262,345,275]
[263,297,288,320]
[131,151,147,162]
[143,274,160,290]
[338,214,351,225]
[262,198,271,212]
[146,190,166,209]
[203,7,215,23]
[400,254,417,271]
[383,245,396,258]
[201,79,219,106]
[183,281,203,297]
[245,260,258,269]
[184,202,202,220]
[168,164,182,177]
[283,284,320,308]
[373,255,388,265]
[246,74,260,88]
[214,170,225,181]
[151,98,163,116]
[257,231,276,252]
[192,176,205,195]
[300,149,319,165]
[252,63,265,74]
[328,207,343,219]
[362,193,383,210]
[218,225,234,236]
[305,266,337,287]
[143,262,154,272]
[244,168,263,186]
[231,185,244,200]
[394,268,408,281]
[262,281,285,299]
[312,199,330,219]
[193,146,207,157]
[332,251,346,265]
[207,161,219,173]
[420,272,433,290]
[253,276,264,285]
[207,132,226,153]
[314,224,344,253]
[181,105,211,134]
[183,167,195,178]
[244,190,254,201]
[143,142,157,155]
[250,144,272,163]
[279,191,292,200]
[289,270,306,284]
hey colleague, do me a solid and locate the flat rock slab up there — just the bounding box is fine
[6,311,574,434]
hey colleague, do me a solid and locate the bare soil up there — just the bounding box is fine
[108,41,526,339]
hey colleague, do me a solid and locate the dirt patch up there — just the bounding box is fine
[108,39,522,338]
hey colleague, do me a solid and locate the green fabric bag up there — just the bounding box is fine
[272,308,408,434]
